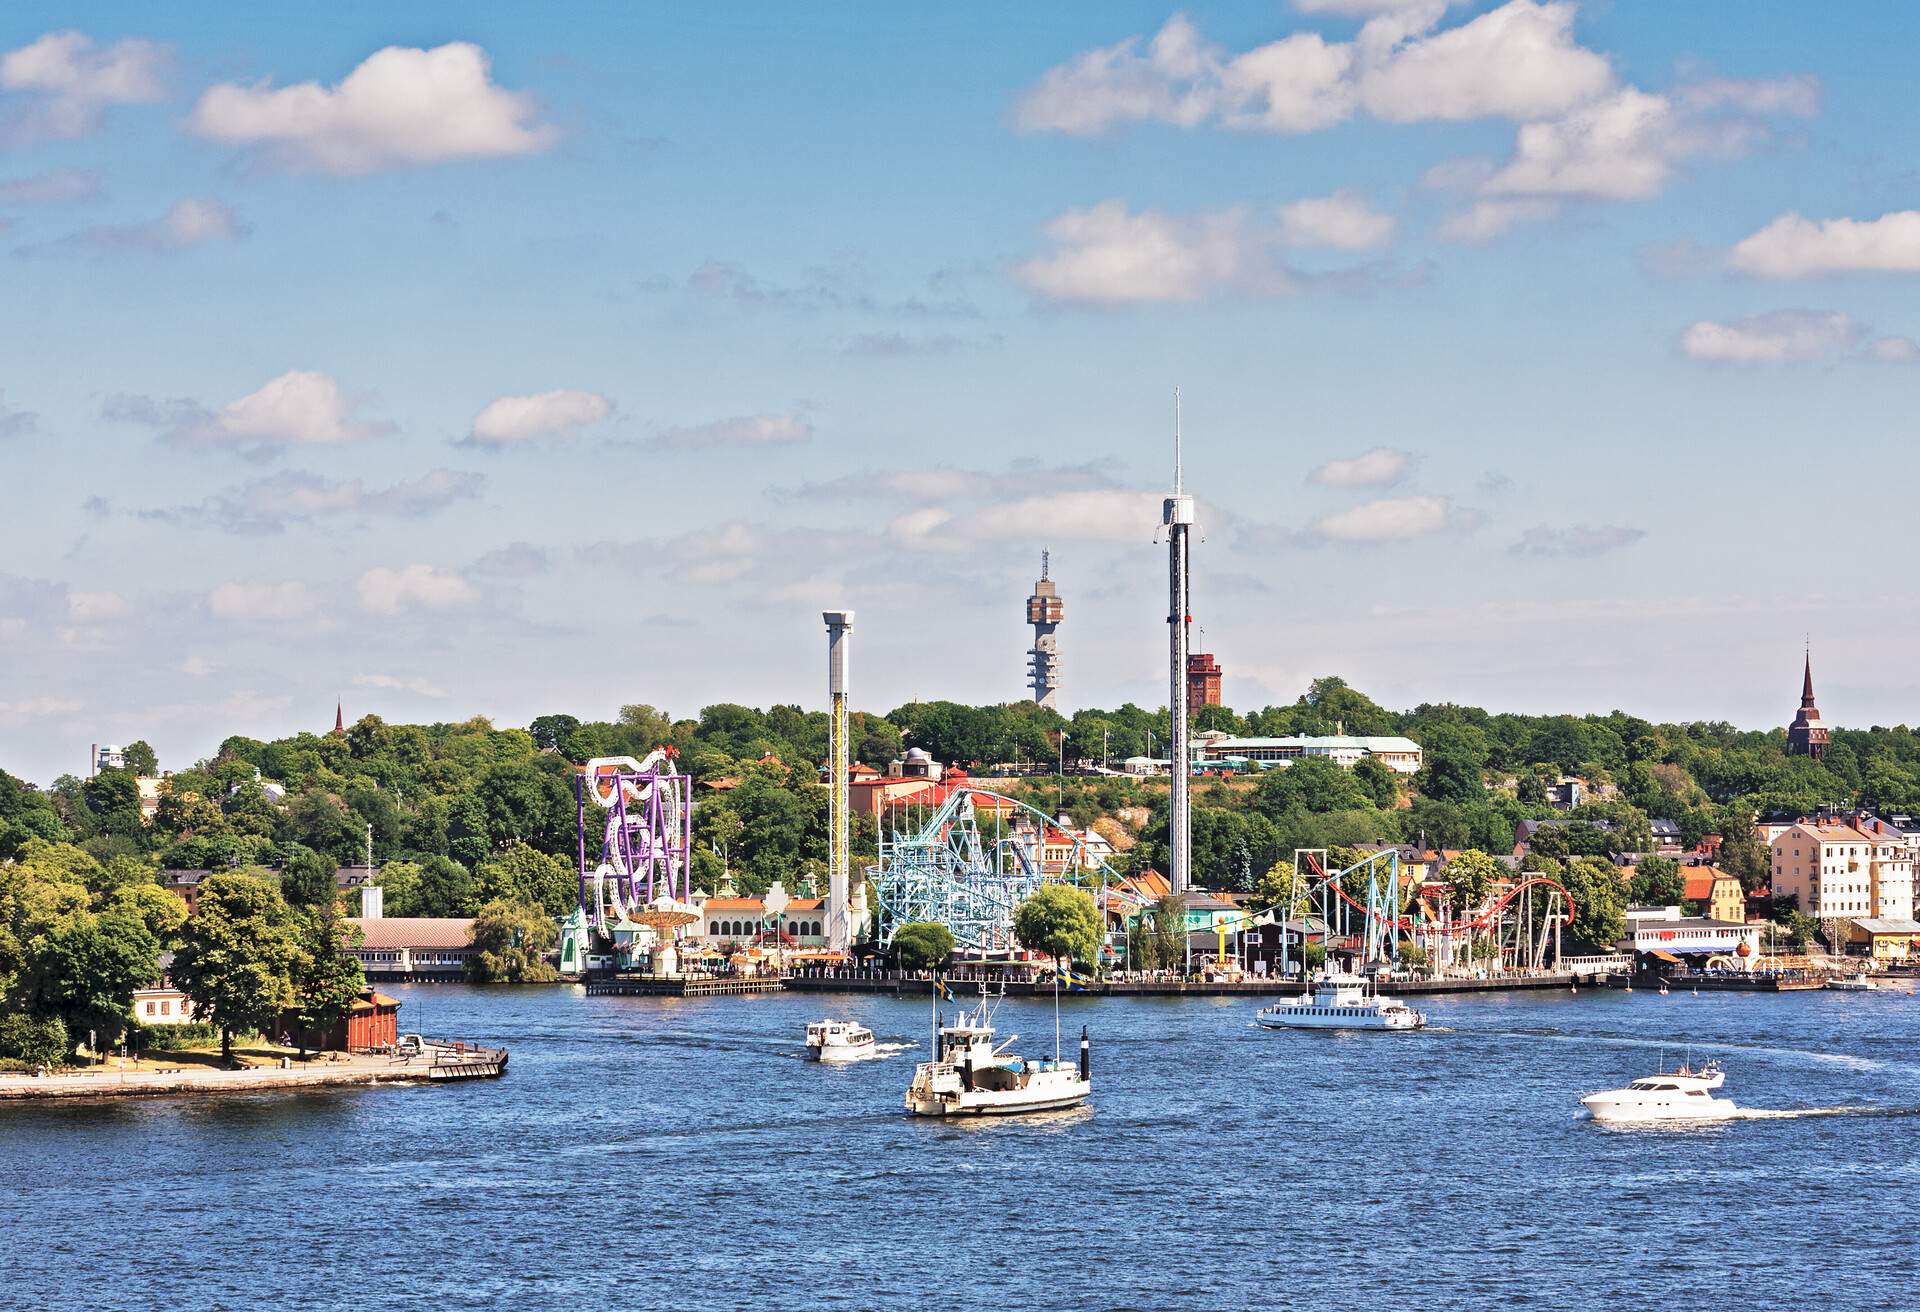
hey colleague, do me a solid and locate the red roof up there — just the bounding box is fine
[346,917,475,950]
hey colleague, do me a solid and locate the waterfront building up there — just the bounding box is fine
[279,988,400,1052]
[132,983,198,1026]
[1193,731,1422,774]
[1768,821,1913,922]
[1681,867,1746,923]
[1846,918,1920,963]
[345,917,478,981]
[1785,651,1829,760]
[1630,913,1761,971]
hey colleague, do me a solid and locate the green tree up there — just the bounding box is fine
[476,841,576,916]
[1251,756,1369,818]
[1397,941,1429,970]
[123,741,160,776]
[280,845,337,911]
[891,921,954,971]
[467,899,559,983]
[171,873,300,1065]
[1013,884,1103,972]
[1441,849,1501,912]
[1151,893,1187,972]
[1561,856,1628,953]
[0,1013,68,1066]
[23,910,159,1056]
[1630,855,1684,906]
[1417,725,1489,805]
[108,882,189,945]
[413,856,478,917]
[287,906,366,1056]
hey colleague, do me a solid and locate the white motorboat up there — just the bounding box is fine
[1825,973,1878,992]
[904,989,1090,1117]
[1255,972,1427,1032]
[1580,1061,1738,1124]
[805,1019,876,1062]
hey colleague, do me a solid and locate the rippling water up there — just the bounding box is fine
[5,982,1916,1310]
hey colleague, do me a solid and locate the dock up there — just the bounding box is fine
[785,972,1584,999]
[0,1042,508,1102]
[586,974,785,997]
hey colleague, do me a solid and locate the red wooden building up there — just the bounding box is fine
[280,989,402,1053]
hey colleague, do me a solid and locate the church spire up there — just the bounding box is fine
[1787,645,1828,760]
[1801,646,1816,708]
[334,699,345,736]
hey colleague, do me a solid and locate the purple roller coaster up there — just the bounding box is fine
[575,749,693,927]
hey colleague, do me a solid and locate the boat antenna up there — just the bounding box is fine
[1054,966,1062,1064]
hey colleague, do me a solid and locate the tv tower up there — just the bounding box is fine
[1163,389,1194,895]
[1026,550,1063,708]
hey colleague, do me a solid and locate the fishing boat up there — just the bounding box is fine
[1580,1060,1738,1124]
[904,987,1090,1117]
[804,1019,876,1062]
[1825,972,1878,992]
[1255,972,1427,1031]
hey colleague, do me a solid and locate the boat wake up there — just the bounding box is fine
[825,1041,919,1063]
[1734,1105,1920,1121]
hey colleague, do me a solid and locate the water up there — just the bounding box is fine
[5,983,1918,1310]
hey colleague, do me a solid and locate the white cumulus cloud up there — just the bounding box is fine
[212,370,386,447]
[1020,201,1286,305]
[1313,494,1458,542]
[1679,309,1857,363]
[189,42,556,174]
[1728,210,1920,279]
[1309,447,1411,486]
[651,412,812,451]
[1277,191,1395,250]
[469,389,611,446]
[1867,336,1920,364]
[356,564,477,615]
[1015,1,1613,137]
[0,30,169,144]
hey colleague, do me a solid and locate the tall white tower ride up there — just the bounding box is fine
[822,609,855,950]
[1163,391,1194,895]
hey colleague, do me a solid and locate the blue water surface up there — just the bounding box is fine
[3,982,1916,1310]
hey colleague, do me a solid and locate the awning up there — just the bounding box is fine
[1647,950,1682,964]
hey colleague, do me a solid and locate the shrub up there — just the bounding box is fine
[0,1014,69,1066]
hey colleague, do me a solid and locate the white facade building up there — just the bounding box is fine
[1631,916,1762,970]
[1769,823,1913,922]
[1195,733,1423,774]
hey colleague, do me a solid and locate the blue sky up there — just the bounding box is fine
[3,1,1918,783]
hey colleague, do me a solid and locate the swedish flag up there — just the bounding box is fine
[940,980,955,1002]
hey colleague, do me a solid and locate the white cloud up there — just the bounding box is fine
[1482,88,1677,200]
[1313,494,1458,542]
[1867,336,1920,364]
[1309,446,1411,486]
[356,564,477,615]
[887,506,956,546]
[0,30,168,144]
[1728,210,1920,279]
[0,696,83,725]
[0,168,100,203]
[1277,191,1395,250]
[67,590,126,621]
[218,370,380,446]
[208,580,316,621]
[469,389,611,445]
[1356,1,1612,124]
[1679,309,1857,363]
[651,412,812,450]
[189,42,556,174]
[1015,2,1613,137]
[1677,74,1819,116]
[1294,0,1455,14]
[26,197,246,255]
[964,489,1170,543]
[353,673,449,699]
[1019,201,1285,304]
[1509,523,1646,558]
[180,655,216,676]
[147,467,483,533]
[1437,197,1559,241]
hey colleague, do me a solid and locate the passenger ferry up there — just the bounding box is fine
[904,989,1090,1116]
[804,1019,876,1062]
[1255,972,1427,1032]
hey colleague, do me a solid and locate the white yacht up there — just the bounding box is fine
[1580,1061,1738,1124]
[804,1019,876,1062]
[904,991,1090,1117]
[1255,972,1427,1032]
[1825,972,1878,992]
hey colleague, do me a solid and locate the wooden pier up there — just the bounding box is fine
[586,974,785,997]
